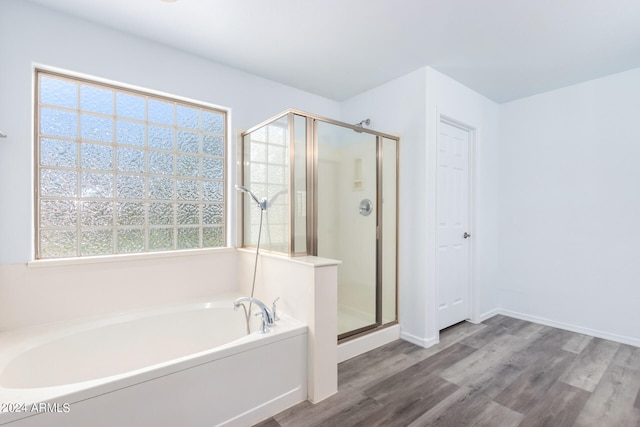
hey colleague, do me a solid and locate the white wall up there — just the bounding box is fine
[342,67,499,346]
[0,0,339,265]
[0,0,340,330]
[341,68,430,343]
[426,68,502,330]
[342,67,501,346]
[4,0,636,351]
[343,63,639,349]
[499,67,640,345]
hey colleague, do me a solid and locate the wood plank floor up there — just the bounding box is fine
[255,315,640,427]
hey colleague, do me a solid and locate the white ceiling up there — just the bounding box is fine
[24,0,640,103]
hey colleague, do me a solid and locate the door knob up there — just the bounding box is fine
[463,232,471,239]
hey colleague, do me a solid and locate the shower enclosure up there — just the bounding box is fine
[241,110,397,340]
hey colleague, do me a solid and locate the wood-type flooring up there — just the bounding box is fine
[255,315,640,427]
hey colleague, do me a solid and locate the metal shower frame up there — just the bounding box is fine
[240,109,400,340]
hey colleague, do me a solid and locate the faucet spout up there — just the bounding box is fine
[233,297,274,333]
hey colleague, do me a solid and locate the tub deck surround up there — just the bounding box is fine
[0,294,308,427]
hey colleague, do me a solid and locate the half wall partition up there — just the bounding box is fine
[241,110,398,340]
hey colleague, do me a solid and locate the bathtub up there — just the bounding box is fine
[0,295,308,427]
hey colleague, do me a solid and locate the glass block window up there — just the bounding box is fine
[242,116,290,253]
[35,70,227,259]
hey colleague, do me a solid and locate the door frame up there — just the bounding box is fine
[435,114,477,329]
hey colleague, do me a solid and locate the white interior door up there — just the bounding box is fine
[436,119,471,330]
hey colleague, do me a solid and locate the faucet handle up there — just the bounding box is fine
[254,311,269,334]
[272,297,280,322]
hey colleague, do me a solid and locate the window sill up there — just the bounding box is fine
[27,247,235,269]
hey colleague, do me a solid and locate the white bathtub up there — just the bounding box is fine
[0,295,308,427]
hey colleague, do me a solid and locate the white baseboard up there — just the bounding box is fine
[476,308,501,324]
[222,386,306,427]
[497,309,640,348]
[339,308,640,364]
[338,325,401,363]
[399,330,439,349]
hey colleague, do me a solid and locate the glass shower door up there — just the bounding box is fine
[315,121,378,337]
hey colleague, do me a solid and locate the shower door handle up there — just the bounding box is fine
[463,232,471,239]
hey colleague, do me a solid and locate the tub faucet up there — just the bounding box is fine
[233,297,274,334]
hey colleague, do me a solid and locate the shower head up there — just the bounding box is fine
[236,185,267,211]
[236,185,258,204]
[353,118,370,133]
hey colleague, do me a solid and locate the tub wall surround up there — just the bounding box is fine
[0,249,339,413]
[0,250,237,332]
[238,250,339,403]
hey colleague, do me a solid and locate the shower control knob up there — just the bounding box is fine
[359,199,373,216]
[463,232,471,239]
